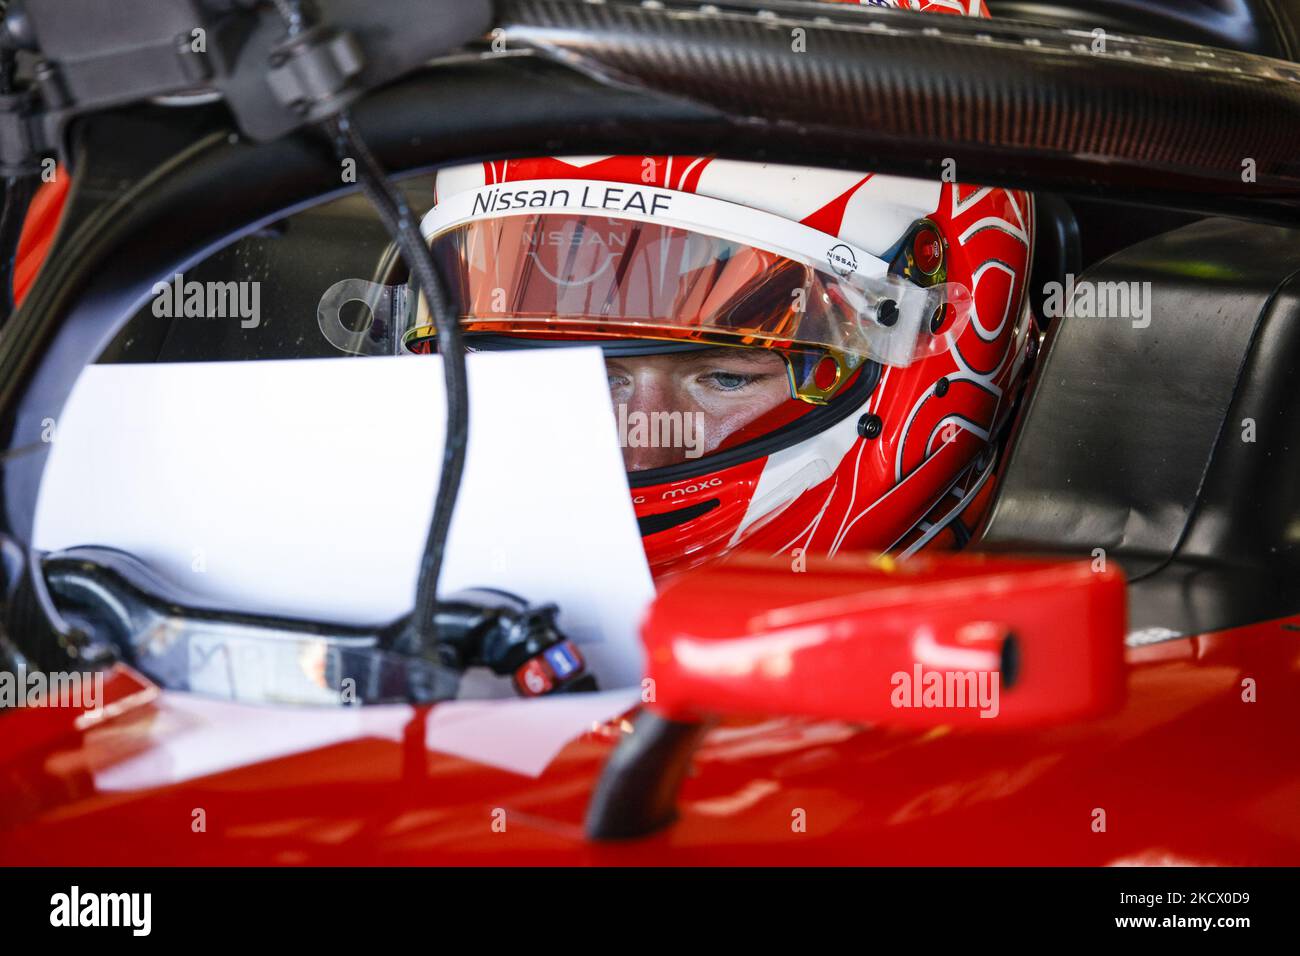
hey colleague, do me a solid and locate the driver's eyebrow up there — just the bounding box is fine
[679,347,782,365]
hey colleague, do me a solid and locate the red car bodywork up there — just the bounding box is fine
[1,606,1295,866]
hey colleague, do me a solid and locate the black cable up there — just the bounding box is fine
[260,0,467,653]
[323,113,470,651]
[0,172,37,326]
[0,0,37,329]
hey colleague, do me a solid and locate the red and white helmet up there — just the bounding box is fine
[419,0,1033,579]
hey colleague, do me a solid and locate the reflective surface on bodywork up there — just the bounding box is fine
[1,613,1297,864]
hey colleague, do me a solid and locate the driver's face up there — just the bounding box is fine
[606,347,791,471]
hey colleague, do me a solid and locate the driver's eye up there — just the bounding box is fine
[700,370,759,391]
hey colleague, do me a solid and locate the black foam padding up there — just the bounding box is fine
[976,217,1300,634]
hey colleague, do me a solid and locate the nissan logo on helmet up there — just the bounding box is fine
[826,243,858,277]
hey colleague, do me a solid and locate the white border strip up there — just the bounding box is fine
[421,178,891,282]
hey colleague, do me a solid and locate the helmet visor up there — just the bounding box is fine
[414,180,968,367]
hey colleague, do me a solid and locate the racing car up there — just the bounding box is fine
[1,0,1299,870]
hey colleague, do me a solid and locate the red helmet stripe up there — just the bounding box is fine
[799,174,874,235]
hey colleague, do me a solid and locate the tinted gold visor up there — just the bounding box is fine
[417,210,966,369]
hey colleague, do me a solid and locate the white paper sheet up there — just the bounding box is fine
[36,350,655,777]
